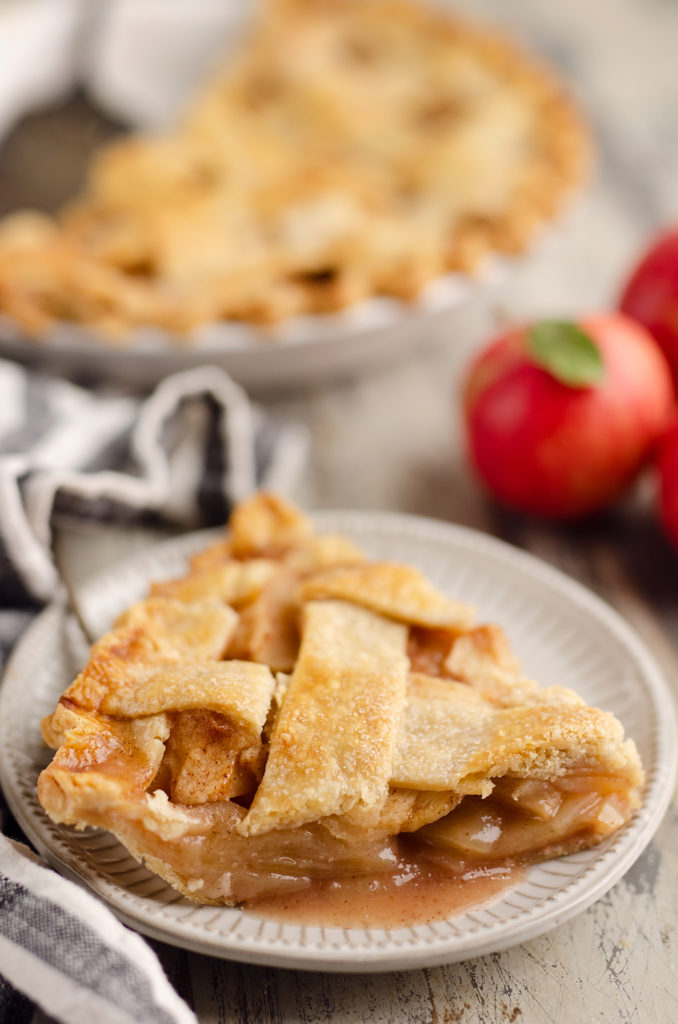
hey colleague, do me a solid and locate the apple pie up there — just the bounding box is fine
[38,493,643,911]
[0,0,589,339]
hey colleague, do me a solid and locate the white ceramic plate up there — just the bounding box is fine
[1,511,675,971]
[0,267,496,394]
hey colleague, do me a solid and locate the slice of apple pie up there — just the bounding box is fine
[38,494,643,908]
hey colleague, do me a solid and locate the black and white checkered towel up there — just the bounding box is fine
[0,359,308,1024]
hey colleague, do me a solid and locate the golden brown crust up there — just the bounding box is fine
[59,598,238,713]
[241,599,409,835]
[150,559,277,607]
[229,492,313,557]
[0,0,590,340]
[38,492,642,907]
[393,673,641,794]
[300,563,475,629]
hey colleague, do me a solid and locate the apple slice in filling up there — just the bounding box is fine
[417,773,641,862]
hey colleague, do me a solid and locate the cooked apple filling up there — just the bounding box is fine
[419,774,638,863]
[39,493,642,908]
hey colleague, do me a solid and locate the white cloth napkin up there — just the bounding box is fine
[0,0,84,141]
[85,0,255,129]
[0,360,307,603]
[0,0,255,141]
[0,834,197,1024]
[0,359,308,1023]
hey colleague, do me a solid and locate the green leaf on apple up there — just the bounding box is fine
[528,320,604,388]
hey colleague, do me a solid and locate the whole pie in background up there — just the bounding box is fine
[38,494,642,917]
[0,0,589,340]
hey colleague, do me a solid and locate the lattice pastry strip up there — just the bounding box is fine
[392,672,640,795]
[96,662,276,738]
[150,559,277,607]
[300,562,475,629]
[61,598,239,711]
[241,599,409,835]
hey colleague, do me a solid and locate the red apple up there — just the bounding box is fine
[464,315,675,519]
[620,228,678,393]
[657,417,678,548]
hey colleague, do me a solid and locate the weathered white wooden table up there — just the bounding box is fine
[5,0,678,1020]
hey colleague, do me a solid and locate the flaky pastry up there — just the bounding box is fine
[38,493,643,909]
